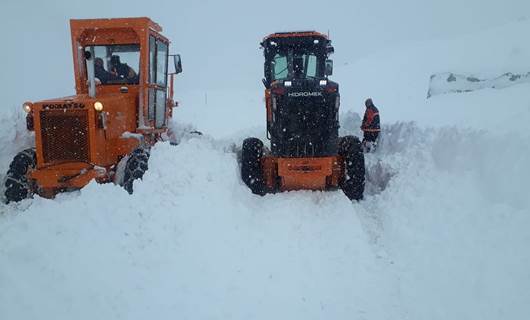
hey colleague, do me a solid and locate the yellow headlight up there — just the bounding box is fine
[23,104,31,113]
[94,101,104,112]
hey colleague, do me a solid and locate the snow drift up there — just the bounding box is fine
[1,112,528,319]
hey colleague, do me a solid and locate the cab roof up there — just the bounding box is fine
[263,31,329,42]
[70,17,162,33]
[69,17,168,49]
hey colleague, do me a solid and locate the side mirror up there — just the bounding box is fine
[325,59,333,76]
[262,78,270,89]
[326,45,335,55]
[173,54,183,74]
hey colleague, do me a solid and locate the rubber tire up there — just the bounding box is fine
[4,148,36,203]
[339,136,365,201]
[241,138,266,196]
[122,148,150,194]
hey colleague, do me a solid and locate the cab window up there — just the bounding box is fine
[305,54,317,78]
[148,36,169,128]
[272,53,288,80]
[149,37,168,86]
[156,42,168,87]
[85,44,140,85]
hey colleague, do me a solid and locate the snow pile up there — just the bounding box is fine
[1,112,529,319]
[364,124,530,319]
[0,135,400,319]
[0,109,33,176]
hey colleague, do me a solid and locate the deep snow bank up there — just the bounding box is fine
[1,112,529,319]
[360,121,530,320]
[0,133,400,320]
[0,109,33,176]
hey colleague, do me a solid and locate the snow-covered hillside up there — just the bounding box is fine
[1,8,530,320]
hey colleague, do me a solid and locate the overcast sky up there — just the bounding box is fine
[1,0,529,110]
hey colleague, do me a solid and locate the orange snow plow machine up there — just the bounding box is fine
[240,31,365,200]
[3,17,182,203]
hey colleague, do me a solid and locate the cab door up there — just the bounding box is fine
[147,35,169,129]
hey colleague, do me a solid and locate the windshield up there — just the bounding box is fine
[85,44,140,85]
[270,48,321,81]
[272,53,288,80]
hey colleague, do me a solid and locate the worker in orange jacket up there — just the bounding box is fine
[361,98,381,151]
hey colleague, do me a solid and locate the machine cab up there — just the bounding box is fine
[71,17,182,132]
[261,31,334,89]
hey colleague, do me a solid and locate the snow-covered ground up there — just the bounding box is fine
[1,6,530,320]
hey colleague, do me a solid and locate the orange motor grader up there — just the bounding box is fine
[241,31,365,200]
[3,17,182,202]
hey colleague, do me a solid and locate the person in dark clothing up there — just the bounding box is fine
[94,58,113,84]
[361,98,381,151]
[293,55,304,78]
[110,55,138,83]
